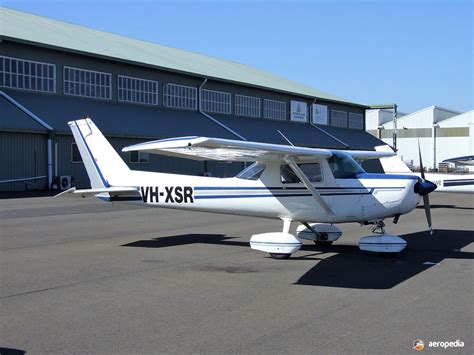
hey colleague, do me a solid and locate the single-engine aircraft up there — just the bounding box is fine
[57,119,437,259]
[443,155,474,166]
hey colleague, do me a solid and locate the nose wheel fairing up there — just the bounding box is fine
[359,220,407,253]
[359,235,407,253]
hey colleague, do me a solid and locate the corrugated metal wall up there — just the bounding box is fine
[54,134,244,189]
[0,131,48,191]
[0,41,370,191]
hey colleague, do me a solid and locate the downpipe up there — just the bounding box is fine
[47,136,53,189]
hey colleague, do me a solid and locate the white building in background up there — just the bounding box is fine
[366,109,407,131]
[366,106,473,172]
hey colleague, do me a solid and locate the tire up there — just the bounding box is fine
[269,253,291,259]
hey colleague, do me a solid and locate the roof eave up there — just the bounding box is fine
[1,36,369,109]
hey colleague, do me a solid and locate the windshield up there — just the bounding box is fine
[236,162,266,180]
[328,152,365,179]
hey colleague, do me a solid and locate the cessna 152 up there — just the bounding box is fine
[58,119,437,259]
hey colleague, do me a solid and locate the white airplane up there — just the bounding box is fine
[443,155,474,166]
[375,146,474,193]
[57,118,437,259]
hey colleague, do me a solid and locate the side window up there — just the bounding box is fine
[281,165,300,183]
[236,162,266,180]
[301,163,322,182]
[281,163,322,183]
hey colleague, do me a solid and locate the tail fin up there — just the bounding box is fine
[69,119,130,188]
[374,145,412,173]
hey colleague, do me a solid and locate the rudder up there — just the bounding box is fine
[69,119,130,188]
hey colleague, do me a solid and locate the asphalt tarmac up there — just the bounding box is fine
[1,192,473,354]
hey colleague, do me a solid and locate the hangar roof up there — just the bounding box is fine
[2,91,382,150]
[213,114,347,149]
[381,105,463,129]
[437,110,473,128]
[0,7,364,107]
[0,94,48,133]
[318,125,385,150]
[3,91,237,139]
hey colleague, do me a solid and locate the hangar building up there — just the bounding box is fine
[0,8,384,192]
[367,106,473,172]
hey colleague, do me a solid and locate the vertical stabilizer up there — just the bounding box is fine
[69,119,130,188]
[375,145,412,173]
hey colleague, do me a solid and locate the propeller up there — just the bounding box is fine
[415,140,436,235]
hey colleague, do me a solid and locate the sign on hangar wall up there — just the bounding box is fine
[290,101,308,122]
[312,104,328,125]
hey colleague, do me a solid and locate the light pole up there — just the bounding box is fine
[369,103,398,151]
[433,123,439,171]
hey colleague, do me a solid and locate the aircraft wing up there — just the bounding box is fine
[122,137,394,163]
[55,186,139,198]
[443,155,474,166]
[346,150,396,160]
[123,137,332,162]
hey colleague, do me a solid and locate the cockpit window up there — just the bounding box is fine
[281,163,322,183]
[236,162,266,180]
[328,152,365,179]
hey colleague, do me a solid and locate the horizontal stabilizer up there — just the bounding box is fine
[55,186,138,198]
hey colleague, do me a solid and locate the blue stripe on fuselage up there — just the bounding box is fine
[194,191,375,199]
[195,186,405,191]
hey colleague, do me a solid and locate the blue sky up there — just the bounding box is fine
[3,0,473,113]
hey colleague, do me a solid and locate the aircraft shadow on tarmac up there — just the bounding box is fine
[0,348,26,355]
[122,229,473,290]
[294,229,473,289]
[416,204,474,210]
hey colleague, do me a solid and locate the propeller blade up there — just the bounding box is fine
[418,139,433,234]
[423,191,433,235]
[418,139,426,181]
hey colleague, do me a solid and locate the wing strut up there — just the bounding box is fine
[285,158,333,215]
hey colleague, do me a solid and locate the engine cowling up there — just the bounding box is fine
[296,223,343,242]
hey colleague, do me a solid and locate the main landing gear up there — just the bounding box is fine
[249,219,407,259]
[296,222,342,246]
[358,220,407,253]
[249,219,344,259]
[249,219,302,259]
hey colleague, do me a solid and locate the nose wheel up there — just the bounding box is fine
[314,240,333,246]
[312,232,333,246]
[269,253,292,259]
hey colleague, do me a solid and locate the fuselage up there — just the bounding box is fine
[68,119,425,226]
[101,161,421,224]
